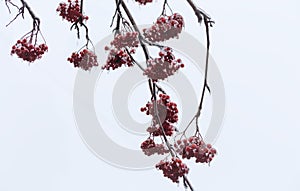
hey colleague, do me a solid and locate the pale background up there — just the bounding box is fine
[0,0,300,190]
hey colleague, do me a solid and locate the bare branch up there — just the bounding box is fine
[180,0,214,135]
[69,0,93,49]
[6,0,45,45]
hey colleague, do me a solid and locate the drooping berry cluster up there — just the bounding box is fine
[10,39,48,62]
[102,48,134,70]
[146,123,174,136]
[67,49,98,71]
[134,0,153,5]
[144,47,184,81]
[102,32,139,70]
[110,32,139,49]
[156,158,189,183]
[174,136,217,164]
[141,94,179,136]
[143,13,184,42]
[56,0,88,23]
[140,138,168,156]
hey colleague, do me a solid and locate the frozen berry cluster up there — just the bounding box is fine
[156,158,189,183]
[102,48,134,70]
[140,138,168,156]
[134,0,153,5]
[102,32,139,71]
[10,39,48,63]
[110,32,139,49]
[141,94,179,136]
[143,13,184,42]
[56,0,88,23]
[144,47,184,81]
[174,136,217,164]
[146,123,174,137]
[67,49,98,71]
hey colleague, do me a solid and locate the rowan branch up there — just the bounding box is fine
[182,0,214,135]
[5,0,45,45]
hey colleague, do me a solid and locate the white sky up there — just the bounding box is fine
[0,0,300,191]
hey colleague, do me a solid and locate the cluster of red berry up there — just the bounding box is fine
[143,47,184,80]
[141,94,179,136]
[10,39,48,63]
[102,48,134,70]
[110,32,139,49]
[143,13,184,42]
[140,138,168,156]
[156,158,189,183]
[67,49,98,71]
[102,32,139,70]
[146,123,174,136]
[174,136,217,164]
[135,0,153,5]
[56,0,88,23]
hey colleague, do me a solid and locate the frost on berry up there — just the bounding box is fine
[102,48,134,70]
[140,138,169,156]
[143,13,184,42]
[141,94,179,137]
[134,0,153,5]
[174,136,217,164]
[10,38,48,63]
[156,158,189,183]
[110,32,139,49]
[56,0,88,23]
[143,47,184,81]
[102,32,139,71]
[67,49,98,71]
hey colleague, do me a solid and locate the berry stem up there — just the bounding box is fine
[69,0,92,48]
[161,0,172,16]
[80,0,83,14]
[5,0,18,13]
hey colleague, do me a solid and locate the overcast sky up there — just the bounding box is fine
[0,0,300,191]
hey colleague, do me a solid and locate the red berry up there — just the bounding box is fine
[143,47,184,80]
[141,94,179,137]
[156,158,189,183]
[102,48,134,70]
[175,136,217,164]
[10,39,48,62]
[134,0,153,5]
[67,49,98,71]
[143,13,184,42]
[56,0,88,23]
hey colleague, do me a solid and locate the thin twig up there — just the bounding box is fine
[181,0,213,135]
[5,0,19,14]
[161,0,173,15]
[69,0,92,48]
[6,0,45,45]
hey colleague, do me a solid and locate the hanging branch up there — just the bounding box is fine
[6,0,48,63]
[5,0,44,45]
[182,0,214,135]
[6,0,40,27]
[116,0,167,98]
[118,1,194,190]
